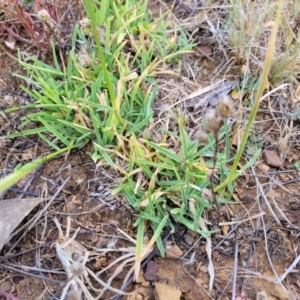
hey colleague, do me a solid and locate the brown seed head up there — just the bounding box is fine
[206,108,223,133]
[201,188,212,200]
[37,9,50,22]
[78,18,91,29]
[216,96,234,118]
[194,126,208,143]
[206,169,213,180]
[78,53,92,67]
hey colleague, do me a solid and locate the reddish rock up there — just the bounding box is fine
[144,260,158,281]
[263,150,283,168]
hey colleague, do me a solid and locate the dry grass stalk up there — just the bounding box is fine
[53,217,154,299]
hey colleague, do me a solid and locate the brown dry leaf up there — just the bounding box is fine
[194,45,212,58]
[20,149,35,162]
[258,162,270,172]
[0,79,7,89]
[221,223,229,236]
[263,150,283,168]
[232,193,240,202]
[220,216,229,235]
[0,197,46,251]
[184,80,237,110]
[4,37,16,50]
[286,213,297,223]
[0,138,6,148]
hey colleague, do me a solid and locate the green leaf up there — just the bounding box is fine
[144,140,182,163]
[0,147,72,193]
[293,162,300,171]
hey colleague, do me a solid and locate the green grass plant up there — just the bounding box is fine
[3,0,196,263]
[111,116,233,246]
[227,0,300,84]
[7,0,192,149]
[216,0,284,192]
[0,146,73,193]
[227,0,273,64]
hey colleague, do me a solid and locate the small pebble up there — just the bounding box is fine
[144,260,158,281]
[263,150,283,168]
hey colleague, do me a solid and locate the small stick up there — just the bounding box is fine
[252,166,281,225]
[7,188,38,197]
[174,0,193,13]
[277,253,300,283]
[231,241,239,300]
[210,133,220,211]
[219,212,266,226]
[240,242,254,291]
[0,263,63,284]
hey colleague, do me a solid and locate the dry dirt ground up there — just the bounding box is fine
[1,1,300,300]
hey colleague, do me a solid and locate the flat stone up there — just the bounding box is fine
[184,230,197,245]
[144,260,158,281]
[166,244,183,258]
[187,229,198,237]
[194,45,212,58]
[154,282,181,300]
[263,150,283,168]
[199,265,208,273]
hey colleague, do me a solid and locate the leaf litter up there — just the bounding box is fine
[0,197,46,252]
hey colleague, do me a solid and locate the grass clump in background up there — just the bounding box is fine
[0,0,76,52]
[227,0,300,88]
